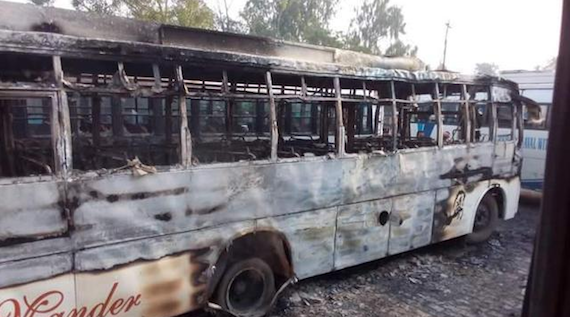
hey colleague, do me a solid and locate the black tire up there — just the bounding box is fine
[215,258,276,317]
[465,194,500,244]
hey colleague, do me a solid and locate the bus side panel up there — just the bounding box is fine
[432,180,490,243]
[0,179,71,288]
[257,207,337,279]
[397,147,448,193]
[388,191,434,255]
[340,154,399,204]
[0,180,67,241]
[521,129,548,190]
[76,254,195,317]
[272,159,343,213]
[494,139,516,176]
[73,221,254,313]
[0,252,73,289]
[0,274,75,317]
[334,199,391,270]
[70,165,273,248]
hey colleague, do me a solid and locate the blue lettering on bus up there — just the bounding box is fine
[522,137,548,151]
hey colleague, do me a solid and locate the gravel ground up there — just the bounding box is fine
[267,202,538,317]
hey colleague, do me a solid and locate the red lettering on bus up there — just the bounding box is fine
[0,283,141,317]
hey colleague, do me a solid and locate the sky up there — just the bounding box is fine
[7,0,563,74]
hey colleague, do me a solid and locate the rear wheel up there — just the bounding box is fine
[215,258,276,317]
[465,194,499,244]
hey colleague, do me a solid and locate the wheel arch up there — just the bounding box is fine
[484,185,507,219]
[207,229,295,300]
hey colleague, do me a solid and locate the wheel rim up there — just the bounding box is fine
[226,267,266,313]
[474,203,491,232]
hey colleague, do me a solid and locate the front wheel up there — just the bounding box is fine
[465,194,499,244]
[215,258,276,317]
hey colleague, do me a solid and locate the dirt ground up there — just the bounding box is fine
[266,202,538,317]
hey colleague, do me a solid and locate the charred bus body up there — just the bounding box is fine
[0,3,539,317]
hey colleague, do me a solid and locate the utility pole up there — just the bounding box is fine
[442,21,452,70]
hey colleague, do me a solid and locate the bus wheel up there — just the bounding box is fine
[216,258,276,317]
[465,194,499,244]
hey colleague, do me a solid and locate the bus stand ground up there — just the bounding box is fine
[191,200,539,317]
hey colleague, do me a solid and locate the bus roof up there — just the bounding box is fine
[0,1,516,88]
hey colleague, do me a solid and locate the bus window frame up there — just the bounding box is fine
[0,89,66,180]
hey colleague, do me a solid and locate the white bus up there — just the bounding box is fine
[0,3,540,317]
[502,70,553,190]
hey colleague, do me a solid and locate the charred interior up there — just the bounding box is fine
[0,46,519,178]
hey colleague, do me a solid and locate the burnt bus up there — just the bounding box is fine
[0,3,540,317]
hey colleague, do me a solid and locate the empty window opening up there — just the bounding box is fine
[470,87,492,143]
[190,98,272,164]
[68,94,180,171]
[278,102,334,158]
[0,97,54,177]
[497,103,514,141]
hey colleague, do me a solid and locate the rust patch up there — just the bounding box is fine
[142,299,182,317]
[189,247,213,287]
[143,279,183,296]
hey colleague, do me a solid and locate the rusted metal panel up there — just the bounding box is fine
[388,191,435,255]
[334,199,391,270]
[0,252,72,288]
[76,254,198,317]
[256,207,337,279]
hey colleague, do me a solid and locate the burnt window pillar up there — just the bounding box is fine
[175,65,191,167]
[52,55,71,175]
[265,71,278,161]
[433,83,443,148]
[390,81,398,150]
[333,77,345,156]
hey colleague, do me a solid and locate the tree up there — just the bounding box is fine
[344,0,416,56]
[535,57,557,71]
[73,0,215,29]
[214,0,246,33]
[72,0,121,15]
[30,0,54,5]
[474,63,499,76]
[240,0,342,47]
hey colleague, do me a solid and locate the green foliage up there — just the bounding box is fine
[73,0,215,29]
[474,63,499,76]
[240,0,341,47]
[72,0,121,15]
[345,0,415,56]
[73,0,417,57]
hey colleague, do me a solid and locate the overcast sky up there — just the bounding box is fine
[8,0,563,73]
